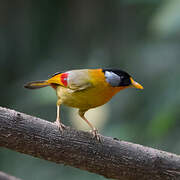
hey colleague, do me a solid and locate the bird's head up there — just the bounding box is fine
[103,69,143,89]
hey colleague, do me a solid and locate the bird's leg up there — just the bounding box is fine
[54,101,66,131]
[78,110,100,141]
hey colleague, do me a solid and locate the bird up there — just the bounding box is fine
[24,68,143,140]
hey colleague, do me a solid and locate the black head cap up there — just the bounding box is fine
[102,69,131,87]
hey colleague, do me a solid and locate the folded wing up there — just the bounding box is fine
[47,69,92,91]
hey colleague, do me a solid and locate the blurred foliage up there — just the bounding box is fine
[1,0,180,179]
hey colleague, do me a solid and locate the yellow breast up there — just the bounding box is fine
[56,69,124,110]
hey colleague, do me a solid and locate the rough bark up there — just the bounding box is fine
[0,106,180,180]
[0,171,22,180]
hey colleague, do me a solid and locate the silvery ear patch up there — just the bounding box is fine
[104,71,121,87]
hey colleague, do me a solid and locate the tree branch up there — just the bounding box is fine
[0,171,22,180]
[0,106,180,180]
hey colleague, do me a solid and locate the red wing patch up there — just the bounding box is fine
[60,73,68,87]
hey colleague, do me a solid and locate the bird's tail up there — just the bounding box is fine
[24,80,50,89]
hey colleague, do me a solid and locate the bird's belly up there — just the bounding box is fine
[56,86,117,110]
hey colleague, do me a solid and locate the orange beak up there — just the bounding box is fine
[130,77,144,89]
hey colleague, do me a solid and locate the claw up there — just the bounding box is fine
[54,119,66,132]
[90,128,101,142]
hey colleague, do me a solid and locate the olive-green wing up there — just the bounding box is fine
[67,69,92,91]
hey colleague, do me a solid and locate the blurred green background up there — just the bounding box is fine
[1,0,180,179]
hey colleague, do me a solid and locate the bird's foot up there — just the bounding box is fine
[54,119,66,132]
[90,128,101,142]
